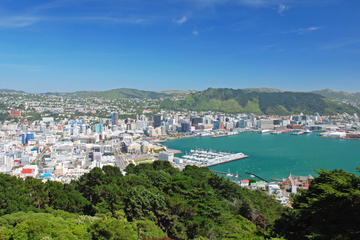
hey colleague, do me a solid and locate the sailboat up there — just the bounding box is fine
[226,168,234,177]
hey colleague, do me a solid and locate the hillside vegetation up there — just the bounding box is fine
[0,162,359,239]
[160,88,359,115]
[65,88,190,99]
[0,162,283,239]
[313,89,360,106]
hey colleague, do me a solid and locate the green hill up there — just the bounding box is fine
[160,88,359,115]
[65,88,189,99]
[0,162,284,240]
[0,162,359,239]
[313,89,360,105]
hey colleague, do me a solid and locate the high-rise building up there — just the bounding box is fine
[191,116,203,127]
[181,121,191,132]
[112,112,119,126]
[153,114,162,128]
[259,119,274,130]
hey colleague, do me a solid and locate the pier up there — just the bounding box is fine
[245,172,270,183]
[210,170,229,175]
[177,149,248,167]
[206,155,248,167]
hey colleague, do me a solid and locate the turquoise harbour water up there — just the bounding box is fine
[163,132,360,180]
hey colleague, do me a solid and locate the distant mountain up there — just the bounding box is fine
[161,89,198,95]
[244,88,284,93]
[0,89,25,94]
[160,88,359,115]
[63,88,191,99]
[313,89,360,104]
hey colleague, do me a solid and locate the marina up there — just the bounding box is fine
[164,132,360,179]
[174,149,248,167]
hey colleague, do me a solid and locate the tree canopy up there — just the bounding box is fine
[0,162,359,239]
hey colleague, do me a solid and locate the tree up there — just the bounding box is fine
[274,169,360,240]
[89,217,137,240]
[0,211,90,240]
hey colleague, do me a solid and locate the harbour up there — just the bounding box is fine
[164,132,360,179]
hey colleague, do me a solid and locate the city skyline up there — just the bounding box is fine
[0,0,359,92]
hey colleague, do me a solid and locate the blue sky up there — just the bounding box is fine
[0,0,359,92]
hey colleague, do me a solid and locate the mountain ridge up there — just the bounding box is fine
[160,88,360,115]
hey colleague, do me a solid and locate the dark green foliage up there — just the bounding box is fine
[0,162,283,239]
[0,174,35,215]
[0,174,90,216]
[72,162,284,239]
[0,112,9,122]
[89,216,137,240]
[1,162,359,239]
[46,181,91,214]
[274,169,360,240]
[161,88,359,115]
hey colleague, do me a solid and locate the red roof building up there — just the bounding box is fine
[10,110,21,118]
[21,168,34,174]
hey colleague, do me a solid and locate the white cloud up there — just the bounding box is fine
[283,26,321,35]
[278,4,288,14]
[0,15,150,29]
[175,16,188,25]
[71,16,148,24]
[0,16,40,28]
[192,29,199,35]
[237,0,269,7]
[322,39,360,50]
[296,26,321,34]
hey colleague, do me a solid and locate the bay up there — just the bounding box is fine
[163,132,360,180]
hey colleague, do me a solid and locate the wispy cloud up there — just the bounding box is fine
[67,16,149,24]
[174,16,188,25]
[0,16,41,28]
[0,15,150,29]
[192,29,199,35]
[278,4,288,14]
[237,0,271,7]
[322,39,360,50]
[31,0,89,12]
[191,0,279,7]
[283,26,321,35]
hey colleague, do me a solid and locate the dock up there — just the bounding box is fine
[166,148,182,154]
[175,149,249,167]
[245,172,269,183]
[206,155,249,167]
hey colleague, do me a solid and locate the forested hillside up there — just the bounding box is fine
[313,89,360,107]
[0,162,283,239]
[0,162,359,239]
[64,88,188,99]
[160,88,359,115]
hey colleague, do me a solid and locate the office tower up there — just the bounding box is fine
[112,112,119,126]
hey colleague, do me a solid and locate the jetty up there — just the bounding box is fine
[175,149,248,167]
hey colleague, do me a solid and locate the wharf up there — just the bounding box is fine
[206,155,249,167]
[167,148,182,154]
[212,134,228,138]
[177,149,249,168]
